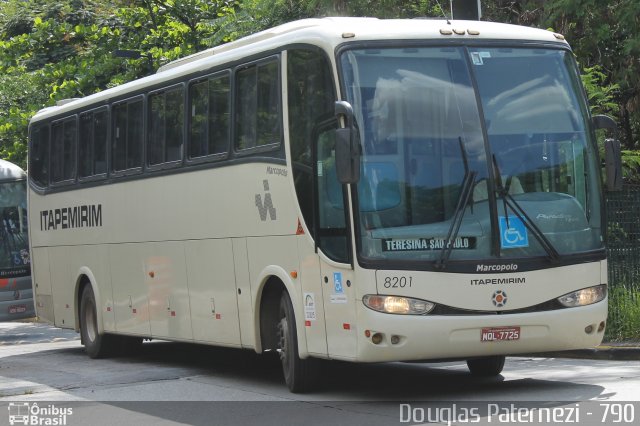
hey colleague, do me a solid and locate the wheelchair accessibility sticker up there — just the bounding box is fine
[499,216,529,249]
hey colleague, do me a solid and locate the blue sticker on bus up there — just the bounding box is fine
[333,272,344,294]
[499,216,529,249]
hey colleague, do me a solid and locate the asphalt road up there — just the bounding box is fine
[1,321,639,426]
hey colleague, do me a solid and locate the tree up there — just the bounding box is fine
[485,1,640,152]
[2,0,638,176]
[0,0,239,169]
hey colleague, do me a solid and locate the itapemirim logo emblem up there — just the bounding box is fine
[492,290,508,308]
[8,402,73,425]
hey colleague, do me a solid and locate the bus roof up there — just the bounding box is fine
[0,159,26,181]
[30,17,568,123]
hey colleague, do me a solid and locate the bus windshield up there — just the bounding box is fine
[339,46,602,264]
[0,180,30,272]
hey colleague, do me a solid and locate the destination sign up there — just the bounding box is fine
[382,237,477,252]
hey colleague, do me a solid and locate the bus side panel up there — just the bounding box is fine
[186,238,241,346]
[31,247,54,324]
[142,241,193,340]
[232,238,255,348]
[67,245,115,333]
[110,242,193,340]
[48,247,77,329]
[320,261,357,360]
[246,236,302,344]
[296,235,329,357]
[110,244,151,336]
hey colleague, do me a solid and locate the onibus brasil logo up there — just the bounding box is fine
[8,402,73,425]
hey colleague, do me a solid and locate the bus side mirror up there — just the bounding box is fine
[334,101,361,184]
[604,138,623,191]
[592,115,622,191]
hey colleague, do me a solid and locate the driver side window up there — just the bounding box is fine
[288,47,350,263]
[316,127,350,262]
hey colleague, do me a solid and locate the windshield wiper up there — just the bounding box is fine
[436,137,477,270]
[492,155,560,261]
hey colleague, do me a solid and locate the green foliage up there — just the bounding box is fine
[211,0,446,44]
[0,72,49,168]
[487,1,640,152]
[0,0,239,168]
[3,0,635,171]
[606,285,640,342]
[580,65,619,117]
[620,150,640,184]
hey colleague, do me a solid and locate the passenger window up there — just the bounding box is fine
[235,60,281,151]
[189,73,230,159]
[79,109,108,178]
[29,125,50,188]
[148,86,184,166]
[51,117,77,183]
[112,98,143,172]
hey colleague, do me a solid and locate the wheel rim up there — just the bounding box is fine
[84,299,97,343]
[278,317,290,372]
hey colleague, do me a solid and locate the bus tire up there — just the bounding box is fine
[80,285,116,359]
[466,355,506,377]
[277,292,317,393]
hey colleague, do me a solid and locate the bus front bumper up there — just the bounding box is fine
[353,298,607,362]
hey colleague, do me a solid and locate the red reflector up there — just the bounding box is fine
[132,309,137,314]
[171,311,176,317]
[343,323,351,330]
[296,219,305,235]
[65,304,70,309]
[305,320,311,327]
[107,307,111,312]
[215,313,221,320]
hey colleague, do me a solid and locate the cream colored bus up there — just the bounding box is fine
[28,17,621,392]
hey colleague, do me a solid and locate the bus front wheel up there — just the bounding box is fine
[80,285,116,358]
[276,292,317,393]
[466,356,506,377]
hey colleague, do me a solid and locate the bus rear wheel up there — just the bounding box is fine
[466,356,506,377]
[80,285,117,358]
[276,292,317,393]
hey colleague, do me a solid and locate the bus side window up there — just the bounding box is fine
[235,59,281,151]
[79,109,108,178]
[51,117,77,183]
[316,128,350,263]
[188,72,230,159]
[148,85,184,166]
[112,98,143,172]
[287,47,349,262]
[29,125,50,188]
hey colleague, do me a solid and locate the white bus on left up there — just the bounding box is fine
[0,159,33,321]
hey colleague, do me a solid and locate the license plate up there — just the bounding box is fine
[8,305,27,314]
[481,326,520,342]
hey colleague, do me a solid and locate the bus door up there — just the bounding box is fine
[314,125,357,359]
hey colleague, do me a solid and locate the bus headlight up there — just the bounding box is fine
[363,295,435,315]
[557,285,607,308]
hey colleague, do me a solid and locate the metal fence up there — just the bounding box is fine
[606,184,640,341]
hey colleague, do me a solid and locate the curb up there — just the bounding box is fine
[529,346,640,361]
